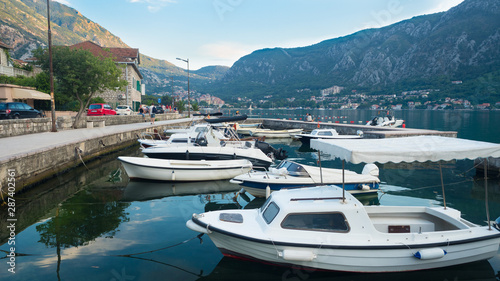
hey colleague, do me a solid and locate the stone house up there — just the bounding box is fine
[69,41,144,111]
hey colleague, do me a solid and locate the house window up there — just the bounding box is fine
[136,80,141,92]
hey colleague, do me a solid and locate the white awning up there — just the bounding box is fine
[11,88,51,100]
[310,136,500,164]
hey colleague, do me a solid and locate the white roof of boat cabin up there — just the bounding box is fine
[269,185,361,212]
[311,136,500,164]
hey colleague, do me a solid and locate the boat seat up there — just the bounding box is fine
[371,217,435,233]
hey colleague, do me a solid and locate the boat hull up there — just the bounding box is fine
[141,146,273,169]
[118,157,252,181]
[190,216,500,272]
[231,179,379,197]
[211,233,500,272]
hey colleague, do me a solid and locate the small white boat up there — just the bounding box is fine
[230,160,380,197]
[295,128,362,144]
[118,157,252,181]
[251,128,303,138]
[187,136,500,272]
[366,114,404,127]
[187,185,500,272]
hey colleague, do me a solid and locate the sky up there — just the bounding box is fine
[54,0,464,70]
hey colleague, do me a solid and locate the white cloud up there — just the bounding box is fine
[128,0,177,13]
[198,41,265,65]
[52,0,71,6]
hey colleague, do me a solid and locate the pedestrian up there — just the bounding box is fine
[139,106,145,121]
[306,113,313,122]
[150,104,157,124]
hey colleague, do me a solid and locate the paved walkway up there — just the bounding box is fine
[0,117,202,163]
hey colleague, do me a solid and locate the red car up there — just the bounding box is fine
[87,103,116,116]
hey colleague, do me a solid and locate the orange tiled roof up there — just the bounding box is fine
[69,41,139,64]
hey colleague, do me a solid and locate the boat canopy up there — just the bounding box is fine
[310,136,500,164]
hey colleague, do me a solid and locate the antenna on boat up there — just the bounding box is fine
[318,150,323,184]
[484,158,491,230]
[439,161,447,209]
[342,159,346,203]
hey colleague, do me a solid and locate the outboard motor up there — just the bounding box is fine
[494,216,500,231]
[362,163,379,177]
[255,140,288,160]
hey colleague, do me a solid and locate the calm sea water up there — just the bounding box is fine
[1,109,500,281]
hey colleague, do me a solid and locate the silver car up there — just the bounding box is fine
[116,105,133,115]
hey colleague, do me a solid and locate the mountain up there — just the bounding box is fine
[212,0,500,102]
[0,0,227,96]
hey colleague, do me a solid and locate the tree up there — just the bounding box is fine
[34,46,127,128]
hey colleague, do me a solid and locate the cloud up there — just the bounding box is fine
[199,41,264,65]
[52,0,71,6]
[128,0,177,13]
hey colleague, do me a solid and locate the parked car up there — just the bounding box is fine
[87,103,116,116]
[116,105,133,115]
[154,106,165,114]
[0,102,43,119]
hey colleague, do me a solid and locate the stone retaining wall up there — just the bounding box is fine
[0,112,181,138]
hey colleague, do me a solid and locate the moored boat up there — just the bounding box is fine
[186,185,500,272]
[295,128,362,144]
[250,128,303,138]
[118,157,252,181]
[230,160,380,197]
[187,136,500,272]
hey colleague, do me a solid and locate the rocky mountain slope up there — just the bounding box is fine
[213,0,500,101]
[0,0,226,95]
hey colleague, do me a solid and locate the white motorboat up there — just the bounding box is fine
[138,124,226,148]
[230,160,380,197]
[366,114,404,127]
[186,136,500,272]
[141,125,287,169]
[295,128,362,144]
[251,128,303,138]
[118,157,252,181]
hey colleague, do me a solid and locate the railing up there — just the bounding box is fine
[0,65,35,77]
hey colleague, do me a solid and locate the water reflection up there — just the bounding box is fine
[198,258,498,281]
[122,180,241,202]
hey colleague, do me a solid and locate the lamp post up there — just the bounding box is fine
[47,0,57,132]
[176,57,190,117]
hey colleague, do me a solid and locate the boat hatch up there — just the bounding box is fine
[281,212,350,233]
[277,161,309,177]
[219,213,243,223]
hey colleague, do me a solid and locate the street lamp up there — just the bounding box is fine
[176,57,190,117]
[47,0,57,132]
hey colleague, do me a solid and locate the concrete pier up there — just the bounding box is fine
[261,118,458,138]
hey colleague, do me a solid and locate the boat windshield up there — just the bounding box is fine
[281,212,350,233]
[276,161,309,177]
[262,201,280,224]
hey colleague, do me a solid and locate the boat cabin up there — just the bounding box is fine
[256,186,470,236]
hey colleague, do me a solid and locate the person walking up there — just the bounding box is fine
[139,106,145,122]
[150,104,157,124]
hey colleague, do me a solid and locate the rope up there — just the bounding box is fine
[75,147,89,171]
[114,233,205,257]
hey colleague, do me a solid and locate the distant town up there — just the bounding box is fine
[170,84,499,111]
